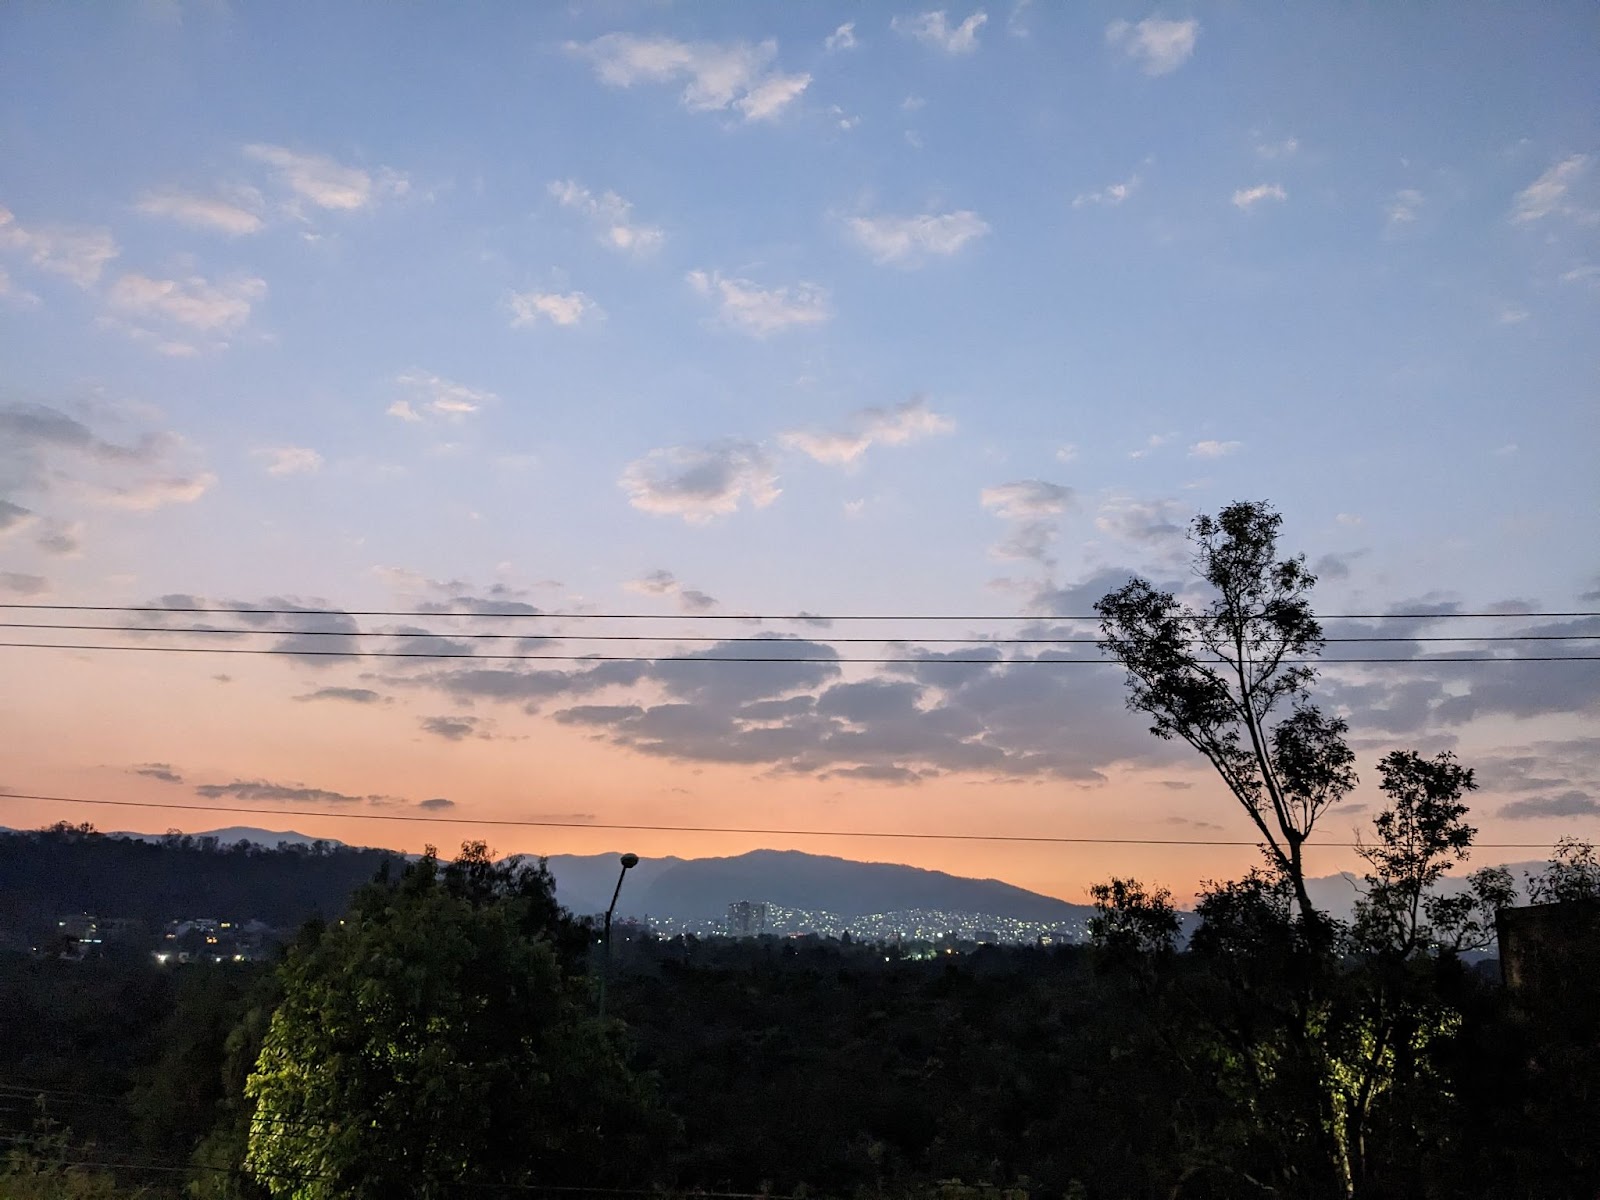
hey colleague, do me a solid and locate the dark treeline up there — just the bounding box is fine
[0,823,400,938]
[1,831,1597,1200]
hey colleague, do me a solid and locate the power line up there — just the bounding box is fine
[2,602,1595,621]
[0,793,1574,850]
[2,622,1593,645]
[1,641,1593,664]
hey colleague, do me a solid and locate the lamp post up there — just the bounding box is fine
[598,852,638,1021]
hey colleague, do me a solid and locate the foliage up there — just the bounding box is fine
[1096,501,1355,920]
[1088,877,1179,959]
[1352,750,1503,956]
[1526,836,1600,903]
[240,843,664,1199]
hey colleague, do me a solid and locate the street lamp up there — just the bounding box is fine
[598,852,639,1020]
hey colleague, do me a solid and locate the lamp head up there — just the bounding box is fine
[619,852,639,870]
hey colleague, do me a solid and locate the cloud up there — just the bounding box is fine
[983,483,1074,569]
[132,763,184,784]
[1386,188,1424,228]
[194,778,396,806]
[1233,183,1287,211]
[848,210,990,266]
[242,144,407,211]
[1073,176,1139,208]
[624,569,719,612]
[825,22,858,51]
[891,10,988,55]
[390,371,497,421]
[1106,17,1198,75]
[1511,154,1592,224]
[418,797,456,811]
[781,397,955,465]
[980,480,1073,520]
[0,499,32,534]
[1254,136,1299,159]
[1095,496,1185,542]
[421,715,489,742]
[1,402,214,531]
[253,446,322,476]
[568,34,810,122]
[1128,432,1173,459]
[1499,790,1599,820]
[1055,444,1079,463]
[107,272,266,333]
[0,571,47,595]
[1189,439,1241,458]
[686,269,829,335]
[509,289,599,328]
[547,180,664,254]
[620,440,780,523]
[295,686,386,705]
[88,472,217,511]
[135,188,265,235]
[0,206,119,287]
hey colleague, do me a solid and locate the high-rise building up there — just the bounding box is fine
[726,900,768,938]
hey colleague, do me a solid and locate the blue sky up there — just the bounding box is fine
[1,3,1596,897]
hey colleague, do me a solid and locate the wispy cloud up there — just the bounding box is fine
[253,446,323,476]
[848,210,990,265]
[1254,135,1299,159]
[687,270,829,335]
[0,206,119,287]
[1385,188,1424,228]
[825,22,858,51]
[891,10,988,55]
[0,571,47,595]
[509,289,599,328]
[90,473,218,511]
[1106,17,1198,76]
[1233,183,1287,211]
[1499,790,1598,820]
[548,180,663,254]
[136,187,265,235]
[980,480,1073,520]
[981,481,1073,568]
[243,144,407,212]
[1188,439,1241,458]
[1073,175,1139,208]
[1511,154,1593,224]
[619,440,780,523]
[782,397,955,465]
[389,371,497,421]
[568,34,810,122]
[107,272,266,333]
[624,569,719,612]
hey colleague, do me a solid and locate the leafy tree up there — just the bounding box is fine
[1096,501,1356,922]
[1527,836,1600,903]
[1351,750,1507,956]
[241,843,664,1199]
[1088,877,1179,959]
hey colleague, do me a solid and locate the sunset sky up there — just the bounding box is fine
[2,3,1596,904]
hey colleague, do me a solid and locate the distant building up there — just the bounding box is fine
[974,930,999,945]
[726,901,768,938]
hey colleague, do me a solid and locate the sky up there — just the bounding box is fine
[1,2,1597,904]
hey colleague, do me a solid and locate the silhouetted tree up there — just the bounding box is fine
[1096,501,1355,923]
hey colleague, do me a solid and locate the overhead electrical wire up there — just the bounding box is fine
[3,602,1596,621]
[1,622,1594,644]
[0,641,1592,663]
[0,792,1575,850]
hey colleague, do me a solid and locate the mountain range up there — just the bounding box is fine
[93,825,1555,929]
